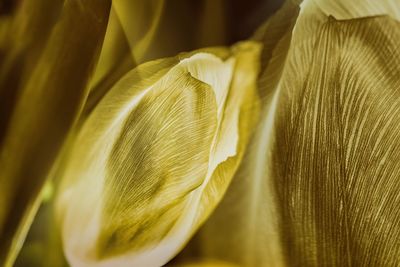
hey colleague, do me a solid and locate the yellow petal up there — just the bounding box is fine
[194,42,262,226]
[57,44,260,266]
[58,41,261,266]
[270,15,400,266]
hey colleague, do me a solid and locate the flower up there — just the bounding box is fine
[3,0,400,266]
[56,42,261,267]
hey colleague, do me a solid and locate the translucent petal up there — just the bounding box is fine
[57,42,261,266]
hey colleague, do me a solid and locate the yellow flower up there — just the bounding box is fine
[56,42,261,267]
[3,0,400,266]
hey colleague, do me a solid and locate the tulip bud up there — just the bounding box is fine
[57,41,261,267]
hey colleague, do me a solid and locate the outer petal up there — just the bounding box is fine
[57,49,246,266]
[194,42,262,226]
[271,15,400,266]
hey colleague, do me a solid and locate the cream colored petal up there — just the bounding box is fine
[57,49,256,266]
[172,40,264,266]
[194,42,262,226]
[60,72,217,267]
[178,54,234,118]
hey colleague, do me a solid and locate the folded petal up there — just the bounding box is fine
[193,42,262,226]
[57,43,261,266]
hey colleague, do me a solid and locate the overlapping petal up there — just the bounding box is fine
[176,1,400,266]
[57,42,261,267]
